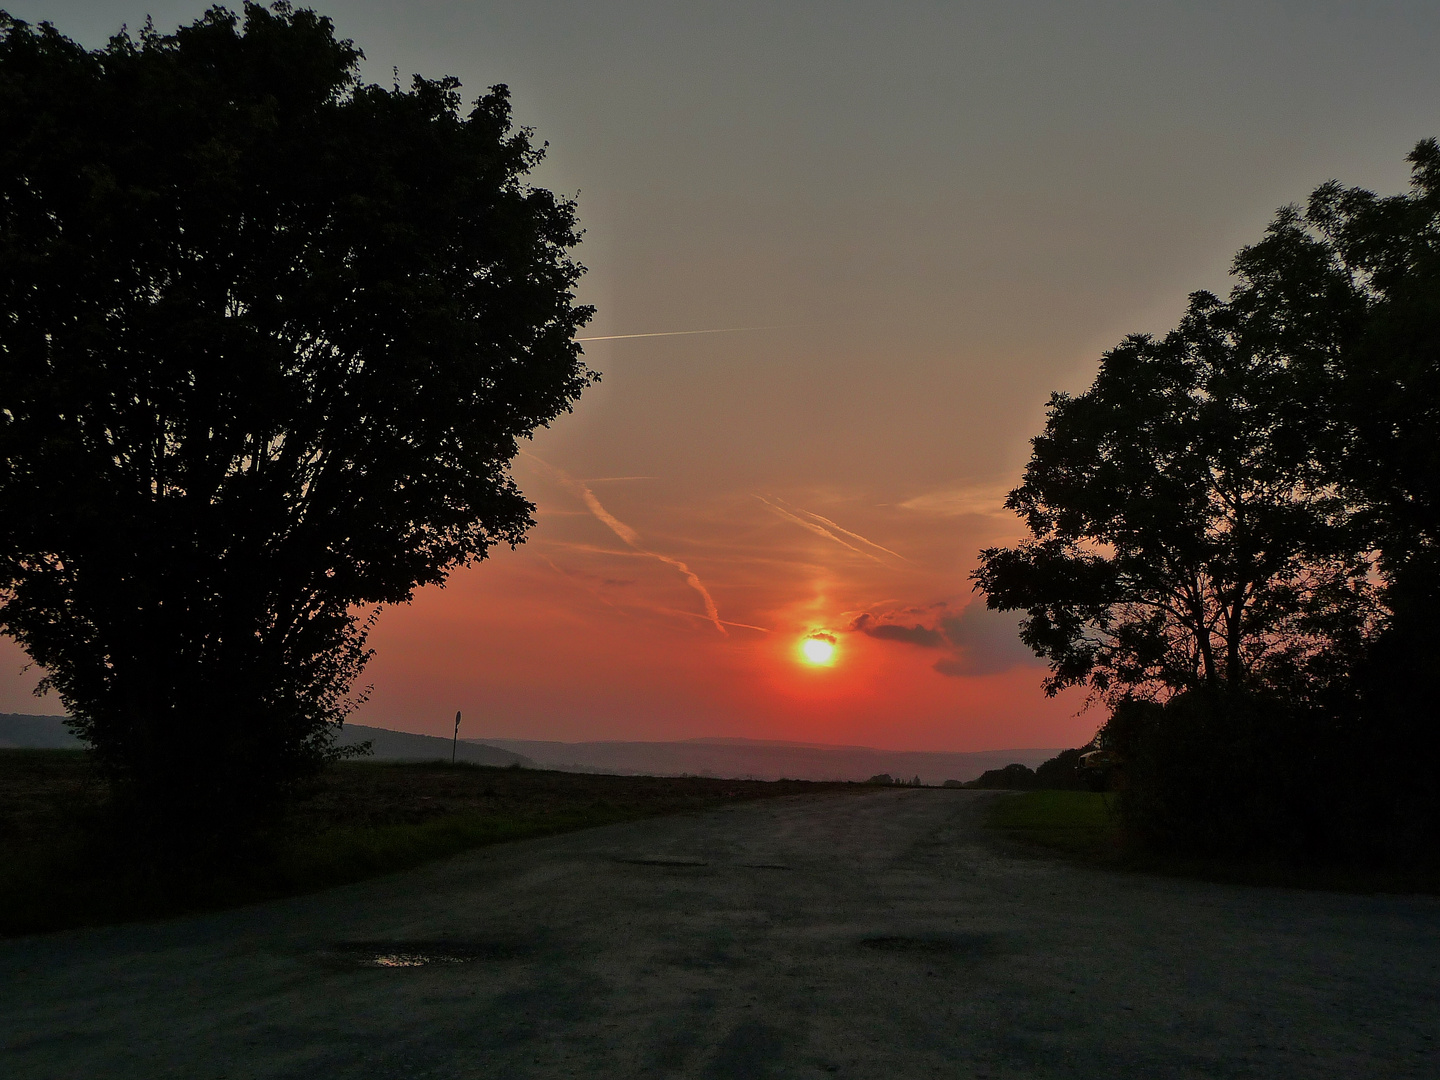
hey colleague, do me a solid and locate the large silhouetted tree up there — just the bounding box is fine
[1222,142,1440,852]
[0,4,594,837]
[971,291,1375,709]
[974,141,1440,857]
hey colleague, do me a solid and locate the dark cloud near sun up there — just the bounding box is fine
[850,604,1039,677]
[934,604,1038,677]
[871,623,946,648]
[850,613,945,648]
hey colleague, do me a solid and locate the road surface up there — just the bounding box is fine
[2,789,1437,1078]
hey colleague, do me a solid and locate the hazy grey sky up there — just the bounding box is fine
[4,1,1438,748]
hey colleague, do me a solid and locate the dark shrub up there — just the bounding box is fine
[1341,571,1440,862]
[964,763,1038,790]
[1102,690,1345,859]
[1033,747,1110,791]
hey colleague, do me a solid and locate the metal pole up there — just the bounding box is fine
[452,710,461,764]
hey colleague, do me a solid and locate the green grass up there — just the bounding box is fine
[985,790,1122,861]
[985,788,1440,894]
[0,752,858,936]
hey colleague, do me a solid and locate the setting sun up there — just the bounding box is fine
[801,634,836,665]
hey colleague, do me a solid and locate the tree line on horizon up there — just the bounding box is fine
[975,141,1440,863]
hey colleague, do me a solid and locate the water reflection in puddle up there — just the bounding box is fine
[367,952,465,968]
[327,940,530,968]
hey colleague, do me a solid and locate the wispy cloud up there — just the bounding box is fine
[898,482,1015,518]
[754,495,904,564]
[576,326,778,342]
[788,506,907,562]
[525,453,728,636]
[665,608,772,633]
[535,554,628,613]
[538,555,766,633]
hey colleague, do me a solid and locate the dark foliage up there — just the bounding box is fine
[975,142,1440,862]
[1034,747,1106,792]
[1343,579,1440,860]
[1101,691,1331,857]
[972,293,1374,708]
[962,751,1104,792]
[0,5,593,844]
[964,763,1038,790]
[865,773,924,786]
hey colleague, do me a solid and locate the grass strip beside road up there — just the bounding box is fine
[0,751,857,936]
[987,787,1440,894]
[985,790,1122,862]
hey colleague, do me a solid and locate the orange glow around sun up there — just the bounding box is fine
[801,634,837,665]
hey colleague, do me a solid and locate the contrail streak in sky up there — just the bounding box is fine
[576,326,777,342]
[536,554,624,612]
[755,496,907,564]
[663,608,773,633]
[754,495,883,563]
[524,453,727,636]
[790,506,908,562]
[540,550,769,633]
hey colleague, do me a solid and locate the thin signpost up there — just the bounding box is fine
[452,710,461,764]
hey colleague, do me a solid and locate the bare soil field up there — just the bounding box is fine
[3,786,1437,1078]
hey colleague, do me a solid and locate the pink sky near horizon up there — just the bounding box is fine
[351,448,1091,750]
[3,1,1438,751]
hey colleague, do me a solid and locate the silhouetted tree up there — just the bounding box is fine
[1229,142,1440,681]
[1033,748,1100,791]
[974,141,1440,859]
[972,291,1375,710]
[1219,142,1440,853]
[963,763,1037,790]
[0,5,593,840]
[1263,141,1440,590]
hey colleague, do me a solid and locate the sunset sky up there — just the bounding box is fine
[4,1,1440,749]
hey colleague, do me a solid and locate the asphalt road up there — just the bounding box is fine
[2,789,1437,1079]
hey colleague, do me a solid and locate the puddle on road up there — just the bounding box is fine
[365,951,461,968]
[613,856,710,867]
[326,940,531,968]
[613,857,794,870]
[858,932,1004,957]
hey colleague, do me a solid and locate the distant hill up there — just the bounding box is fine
[470,736,1063,786]
[337,724,533,767]
[0,714,531,768]
[2,713,1056,783]
[0,713,81,749]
